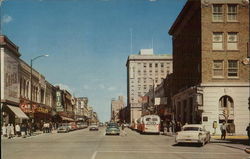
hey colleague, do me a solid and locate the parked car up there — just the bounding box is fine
[70,122,78,130]
[57,125,70,133]
[89,124,99,131]
[106,123,120,135]
[175,124,211,146]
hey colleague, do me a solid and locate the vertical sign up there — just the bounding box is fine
[56,91,63,112]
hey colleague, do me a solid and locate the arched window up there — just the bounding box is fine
[219,95,234,108]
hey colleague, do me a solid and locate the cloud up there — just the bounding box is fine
[83,84,90,90]
[2,15,12,24]
[55,83,75,94]
[98,84,105,89]
[107,86,117,91]
[148,0,158,2]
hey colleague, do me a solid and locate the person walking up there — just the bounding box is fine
[15,123,21,137]
[2,124,7,137]
[21,123,26,138]
[10,124,15,138]
[6,124,11,139]
[246,123,250,145]
[220,121,227,140]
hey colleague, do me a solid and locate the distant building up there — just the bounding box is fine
[111,96,125,122]
[126,49,172,123]
[169,0,249,135]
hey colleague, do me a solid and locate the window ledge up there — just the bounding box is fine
[226,50,239,52]
[226,21,239,23]
[212,50,225,52]
[212,77,225,79]
[227,77,239,79]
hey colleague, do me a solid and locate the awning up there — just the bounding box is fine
[7,105,29,119]
[60,116,74,122]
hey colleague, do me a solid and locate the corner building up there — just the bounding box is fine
[126,49,172,123]
[169,0,249,135]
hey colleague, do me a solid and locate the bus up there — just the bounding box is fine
[139,115,160,134]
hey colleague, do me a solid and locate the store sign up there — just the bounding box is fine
[56,91,63,112]
[2,52,19,103]
[35,107,49,114]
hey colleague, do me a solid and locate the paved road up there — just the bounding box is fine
[2,127,250,159]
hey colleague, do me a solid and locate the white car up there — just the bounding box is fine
[175,124,211,146]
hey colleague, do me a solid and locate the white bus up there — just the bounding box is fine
[140,115,160,134]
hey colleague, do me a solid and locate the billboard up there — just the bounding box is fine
[2,51,20,103]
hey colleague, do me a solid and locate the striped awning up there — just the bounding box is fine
[60,116,74,122]
[7,105,29,119]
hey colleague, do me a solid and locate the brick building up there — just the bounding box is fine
[169,0,249,135]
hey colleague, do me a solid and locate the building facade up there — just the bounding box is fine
[111,96,125,123]
[0,36,29,126]
[126,49,172,123]
[169,0,249,135]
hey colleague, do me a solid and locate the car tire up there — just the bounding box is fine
[201,140,205,146]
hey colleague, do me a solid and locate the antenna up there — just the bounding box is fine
[130,28,133,54]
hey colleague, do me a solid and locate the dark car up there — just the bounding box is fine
[106,123,120,135]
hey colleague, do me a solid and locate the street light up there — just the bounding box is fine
[30,54,48,120]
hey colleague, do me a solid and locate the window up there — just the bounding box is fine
[155,63,158,67]
[219,95,234,108]
[213,32,223,50]
[227,4,237,21]
[228,60,238,77]
[143,63,147,68]
[144,85,147,90]
[149,63,152,67]
[213,60,224,77]
[227,32,238,50]
[161,63,164,68]
[138,78,141,83]
[212,4,223,22]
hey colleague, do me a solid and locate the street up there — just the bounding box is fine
[2,127,249,159]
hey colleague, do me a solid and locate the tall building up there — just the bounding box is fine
[126,49,172,123]
[169,0,249,135]
[111,96,125,122]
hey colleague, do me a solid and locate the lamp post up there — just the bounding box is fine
[30,54,48,120]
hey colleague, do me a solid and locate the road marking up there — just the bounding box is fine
[91,151,98,159]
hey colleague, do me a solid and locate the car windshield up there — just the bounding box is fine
[183,127,200,131]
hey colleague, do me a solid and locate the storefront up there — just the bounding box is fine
[20,99,52,130]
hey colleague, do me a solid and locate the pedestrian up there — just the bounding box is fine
[43,122,46,133]
[10,124,15,138]
[15,123,21,137]
[21,123,26,138]
[246,123,250,145]
[220,121,227,140]
[121,124,127,137]
[6,124,11,139]
[2,124,7,137]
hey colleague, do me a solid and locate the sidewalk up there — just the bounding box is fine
[211,135,248,140]
[1,130,57,140]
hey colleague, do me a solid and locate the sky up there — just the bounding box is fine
[2,0,186,122]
